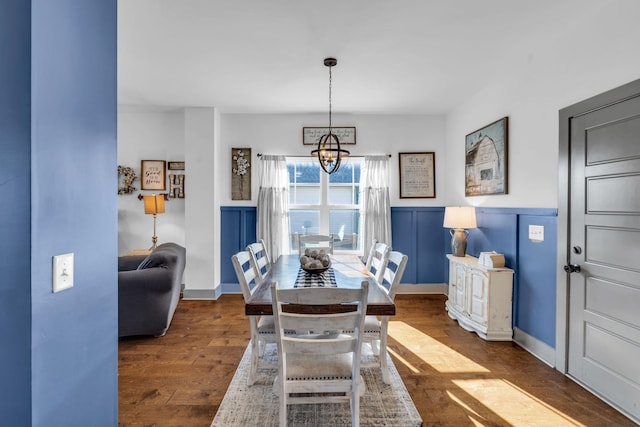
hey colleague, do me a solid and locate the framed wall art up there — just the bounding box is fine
[168,161,185,170]
[140,160,166,191]
[231,148,251,200]
[465,117,508,196]
[399,152,436,198]
[303,127,356,145]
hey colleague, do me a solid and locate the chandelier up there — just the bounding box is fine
[311,58,350,174]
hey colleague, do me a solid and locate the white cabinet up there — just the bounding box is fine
[445,255,514,341]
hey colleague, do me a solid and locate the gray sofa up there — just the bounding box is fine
[118,243,186,337]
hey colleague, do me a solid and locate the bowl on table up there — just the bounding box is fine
[299,249,331,274]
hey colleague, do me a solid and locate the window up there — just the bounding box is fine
[287,157,363,253]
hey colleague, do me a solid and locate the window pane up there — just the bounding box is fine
[328,163,354,183]
[295,162,320,184]
[330,209,360,251]
[289,210,320,250]
[328,186,354,205]
[289,161,320,205]
[328,162,360,205]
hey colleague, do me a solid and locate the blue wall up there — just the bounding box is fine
[390,207,447,283]
[220,207,257,292]
[1,1,118,425]
[0,0,32,423]
[465,207,557,348]
[220,205,558,349]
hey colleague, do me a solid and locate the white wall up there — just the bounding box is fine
[445,1,640,207]
[219,113,446,206]
[117,108,186,255]
[183,107,218,297]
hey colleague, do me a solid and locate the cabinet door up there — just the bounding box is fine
[453,263,467,313]
[468,269,488,324]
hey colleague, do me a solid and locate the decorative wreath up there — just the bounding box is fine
[118,165,137,195]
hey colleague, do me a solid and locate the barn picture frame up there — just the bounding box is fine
[465,117,508,196]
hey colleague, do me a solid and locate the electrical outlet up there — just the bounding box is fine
[53,253,74,293]
[528,225,544,242]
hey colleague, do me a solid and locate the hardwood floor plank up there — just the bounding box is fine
[118,294,637,426]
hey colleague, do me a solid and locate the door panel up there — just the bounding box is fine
[568,93,640,421]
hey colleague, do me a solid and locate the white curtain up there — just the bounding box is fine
[360,155,392,257]
[257,155,290,260]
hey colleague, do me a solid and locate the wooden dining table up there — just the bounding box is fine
[245,254,396,316]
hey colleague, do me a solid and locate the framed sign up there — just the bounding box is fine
[465,117,508,196]
[303,127,356,145]
[140,160,166,191]
[399,152,436,198]
[168,161,185,170]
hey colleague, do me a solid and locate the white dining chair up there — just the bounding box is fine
[365,241,390,283]
[246,239,272,281]
[270,281,369,426]
[298,234,334,254]
[362,250,408,384]
[231,250,277,385]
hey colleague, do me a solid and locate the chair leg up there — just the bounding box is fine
[380,317,390,384]
[279,385,287,426]
[370,338,380,356]
[352,389,360,426]
[248,336,259,386]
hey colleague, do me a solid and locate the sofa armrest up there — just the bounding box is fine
[118,268,174,294]
[118,255,148,272]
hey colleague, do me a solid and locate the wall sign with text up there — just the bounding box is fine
[399,152,436,198]
[140,160,166,191]
[303,127,356,145]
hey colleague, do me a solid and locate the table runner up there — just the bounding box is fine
[294,268,337,288]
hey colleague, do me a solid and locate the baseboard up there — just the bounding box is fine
[182,288,221,300]
[395,283,447,294]
[513,327,555,367]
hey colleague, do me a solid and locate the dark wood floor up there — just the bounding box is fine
[119,294,636,426]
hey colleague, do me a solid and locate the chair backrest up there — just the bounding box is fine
[271,280,369,358]
[379,251,408,301]
[246,239,271,280]
[231,250,261,302]
[298,234,334,254]
[366,242,390,283]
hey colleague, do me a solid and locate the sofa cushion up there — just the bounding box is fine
[137,252,170,270]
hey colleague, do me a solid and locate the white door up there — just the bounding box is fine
[567,92,640,421]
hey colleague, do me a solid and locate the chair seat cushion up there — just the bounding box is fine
[257,315,275,334]
[285,352,353,380]
[363,315,381,333]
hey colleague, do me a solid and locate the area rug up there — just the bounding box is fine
[211,344,422,426]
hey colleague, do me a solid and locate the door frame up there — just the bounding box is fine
[556,78,640,373]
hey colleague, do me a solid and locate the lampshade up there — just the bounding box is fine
[443,206,477,229]
[143,194,165,215]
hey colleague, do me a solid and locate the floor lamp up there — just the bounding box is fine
[144,194,165,250]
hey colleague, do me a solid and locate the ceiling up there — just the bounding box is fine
[118,0,604,115]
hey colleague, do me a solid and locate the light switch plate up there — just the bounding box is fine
[528,225,544,242]
[53,253,74,293]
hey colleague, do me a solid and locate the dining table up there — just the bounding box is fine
[245,254,396,316]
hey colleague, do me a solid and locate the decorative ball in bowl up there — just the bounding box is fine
[299,248,331,274]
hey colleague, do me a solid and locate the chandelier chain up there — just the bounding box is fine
[328,64,332,131]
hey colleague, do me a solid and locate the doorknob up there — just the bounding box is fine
[563,264,581,273]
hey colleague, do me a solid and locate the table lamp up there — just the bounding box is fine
[443,206,477,257]
[144,194,165,250]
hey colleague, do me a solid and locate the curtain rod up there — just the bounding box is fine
[256,153,391,158]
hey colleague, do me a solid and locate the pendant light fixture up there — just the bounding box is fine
[311,57,350,174]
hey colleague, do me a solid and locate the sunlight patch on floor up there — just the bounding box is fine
[452,379,587,426]
[388,321,489,373]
